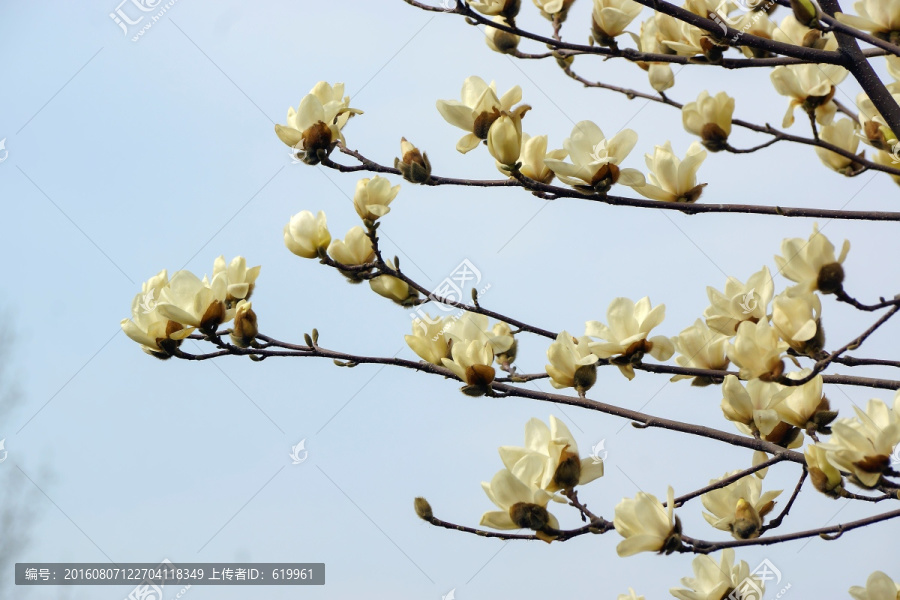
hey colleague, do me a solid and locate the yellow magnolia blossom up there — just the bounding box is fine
[543,121,645,193]
[436,76,527,153]
[545,331,599,394]
[590,0,642,45]
[701,471,781,539]
[726,320,789,382]
[633,141,707,203]
[682,90,735,151]
[284,210,331,259]
[274,81,362,165]
[670,319,730,385]
[774,224,850,294]
[614,486,680,556]
[805,444,843,496]
[835,1,900,39]
[480,468,559,542]
[353,176,400,222]
[815,118,864,175]
[848,571,900,600]
[121,269,194,357]
[670,549,765,600]
[587,296,674,380]
[770,63,848,128]
[820,395,900,487]
[703,266,774,336]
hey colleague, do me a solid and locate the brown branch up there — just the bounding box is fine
[760,468,807,533]
[669,455,788,508]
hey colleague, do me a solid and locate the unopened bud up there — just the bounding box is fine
[230,301,258,348]
[394,138,432,184]
[790,0,818,27]
[486,16,520,54]
[414,497,433,520]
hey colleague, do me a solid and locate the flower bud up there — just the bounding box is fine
[230,301,258,348]
[487,113,522,167]
[393,138,432,184]
[486,16,520,54]
[414,497,433,520]
[790,0,818,27]
[817,262,845,294]
[284,210,331,259]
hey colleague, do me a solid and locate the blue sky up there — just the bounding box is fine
[1,1,899,599]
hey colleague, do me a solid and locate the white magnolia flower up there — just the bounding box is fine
[701,471,781,539]
[498,416,605,494]
[590,0,642,45]
[820,395,900,487]
[442,339,496,387]
[670,549,765,600]
[121,270,194,356]
[545,331,599,393]
[774,224,850,294]
[353,176,400,222]
[284,210,331,259]
[815,118,864,175]
[275,82,362,164]
[327,226,375,266]
[212,255,260,309]
[770,63,848,128]
[848,570,900,600]
[614,486,679,556]
[721,375,792,443]
[775,371,834,433]
[836,1,900,38]
[634,141,707,203]
[682,90,735,151]
[405,314,450,365]
[703,266,774,336]
[726,320,789,382]
[772,291,823,355]
[542,121,645,193]
[773,14,837,49]
[670,319,730,385]
[156,270,227,333]
[480,468,559,541]
[443,312,515,356]
[638,16,675,92]
[503,133,567,183]
[805,443,843,495]
[587,297,674,380]
[436,76,527,153]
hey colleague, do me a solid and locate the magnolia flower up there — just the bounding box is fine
[856,90,900,149]
[682,91,735,151]
[284,210,331,259]
[614,486,680,556]
[327,226,375,267]
[670,320,730,385]
[805,443,843,495]
[504,133,567,183]
[670,549,765,600]
[770,63,848,128]
[405,314,450,365]
[533,0,576,20]
[774,224,850,294]
[212,255,260,309]
[703,266,774,336]
[274,82,362,165]
[821,396,900,487]
[369,262,418,306]
[656,13,715,58]
[848,571,900,600]
[772,291,823,355]
[726,320,789,382]
[683,0,736,16]
[586,297,674,380]
[773,13,837,49]
[394,138,431,184]
[442,339,496,388]
[156,270,227,333]
[873,149,900,186]
[121,270,194,356]
[485,16,520,54]
[353,176,400,222]
[835,1,900,38]
[469,0,521,18]
[734,12,778,59]
[542,121,644,193]
[487,113,522,166]
[493,322,518,366]
[721,375,796,446]
[498,416,605,494]
[590,0,642,45]
[545,332,600,394]
[638,16,675,92]
[617,589,644,600]
[436,76,528,153]
[815,118,864,175]
[701,471,781,539]
[443,312,515,356]
[633,141,707,203]
[480,468,559,541]
[775,371,836,434]
[230,300,258,348]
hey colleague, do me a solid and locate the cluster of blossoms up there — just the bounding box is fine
[121,256,261,356]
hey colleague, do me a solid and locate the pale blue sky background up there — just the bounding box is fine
[1,1,899,599]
